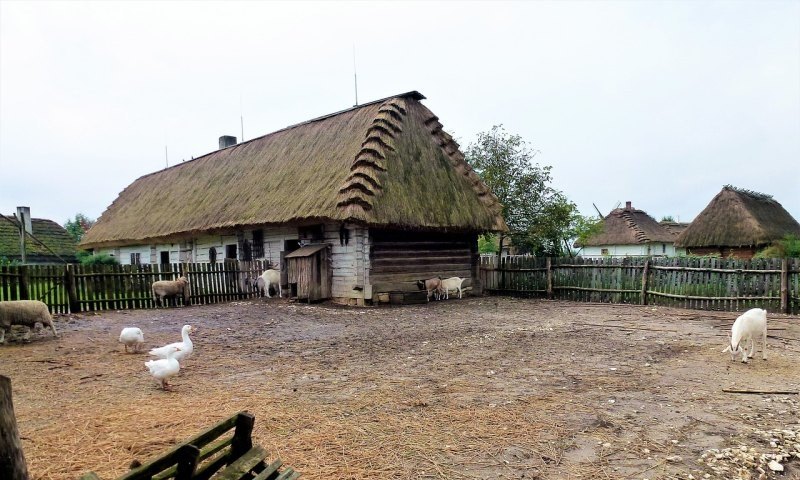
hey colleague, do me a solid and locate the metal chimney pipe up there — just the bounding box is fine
[219,136,237,149]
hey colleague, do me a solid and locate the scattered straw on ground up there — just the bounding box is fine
[2,298,799,479]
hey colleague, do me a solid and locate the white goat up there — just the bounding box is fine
[722,308,767,363]
[0,300,58,344]
[417,277,442,301]
[152,276,190,308]
[439,277,465,300]
[260,269,282,298]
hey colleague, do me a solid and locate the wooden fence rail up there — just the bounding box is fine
[479,255,799,315]
[0,260,271,314]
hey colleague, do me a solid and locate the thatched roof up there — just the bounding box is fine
[659,221,690,237]
[0,215,78,263]
[81,92,506,249]
[574,202,676,247]
[674,186,800,248]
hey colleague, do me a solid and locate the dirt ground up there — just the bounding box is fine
[2,297,799,480]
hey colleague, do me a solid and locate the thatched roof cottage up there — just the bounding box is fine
[1,209,78,264]
[674,186,800,259]
[574,201,681,257]
[80,91,507,304]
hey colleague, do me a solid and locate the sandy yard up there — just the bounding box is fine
[2,297,799,480]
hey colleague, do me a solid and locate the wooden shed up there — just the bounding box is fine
[286,244,330,302]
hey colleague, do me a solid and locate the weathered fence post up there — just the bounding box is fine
[780,257,789,314]
[546,257,553,299]
[18,266,29,301]
[640,259,650,305]
[65,264,81,314]
[0,375,29,480]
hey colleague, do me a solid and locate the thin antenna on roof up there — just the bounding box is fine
[240,93,245,142]
[353,43,358,106]
[165,145,168,168]
[592,203,604,218]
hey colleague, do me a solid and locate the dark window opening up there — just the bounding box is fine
[242,240,252,261]
[130,253,141,265]
[225,244,237,260]
[252,230,264,258]
[298,225,324,244]
[160,251,170,264]
[209,247,218,264]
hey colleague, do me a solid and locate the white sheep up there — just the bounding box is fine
[152,276,190,308]
[439,277,466,300]
[260,269,282,298]
[417,277,442,301]
[722,308,767,363]
[0,300,58,344]
[119,327,144,353]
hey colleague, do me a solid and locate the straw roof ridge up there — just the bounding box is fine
[424,116,504,222]
[674,186,800,248]
[336,98,408,217]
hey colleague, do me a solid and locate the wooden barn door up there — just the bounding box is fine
[369,230,477,294]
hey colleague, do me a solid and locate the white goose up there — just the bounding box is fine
[119,327,144,353]
[149,325,194,362]
[145,347,181,390]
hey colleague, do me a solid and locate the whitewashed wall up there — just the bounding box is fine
[151,243,182,264]
[579,243,683,258]
[263,226,298,268]
[323,222,369,304]
[117,246,151,265]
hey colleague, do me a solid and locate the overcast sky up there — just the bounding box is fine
[1,0,798,227]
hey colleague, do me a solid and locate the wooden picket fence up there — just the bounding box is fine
[0,260,271,314]
[480,256,799,315]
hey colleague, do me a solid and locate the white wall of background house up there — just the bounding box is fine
[579,242,682,258]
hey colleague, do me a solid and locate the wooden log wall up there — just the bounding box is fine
[480,255,800,314]
[369,230,476,293]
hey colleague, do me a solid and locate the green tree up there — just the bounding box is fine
[478,233,498,254]
[64,213,95,243]
[466,125,580,257]
[660,215,675,222]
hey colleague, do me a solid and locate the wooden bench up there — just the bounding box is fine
[80,412,299,480]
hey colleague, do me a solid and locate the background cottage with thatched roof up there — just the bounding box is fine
[574,201,682,258]
[80,91,507,304]
[1,208,79,264]
[675,186,800,259]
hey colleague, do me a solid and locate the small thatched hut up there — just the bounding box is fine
[80,91,507,304]
[574,201,680,257]
[0,210,78,264]
[674,186,800,259]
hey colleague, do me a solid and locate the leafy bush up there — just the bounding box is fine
[0,256,18,266]
[77,251,119,265]
[755,235,800,259]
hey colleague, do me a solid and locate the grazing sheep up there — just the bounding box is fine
[439,277,466,299]
[722,308,768,363]
[245,275,268,297]
[119,327,144,353]
[260,269,282,298]
[0,300,58,344]
[416,277,442,301]
[152,276,190,308]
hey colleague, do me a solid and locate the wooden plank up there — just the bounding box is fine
[250,459,283,480]
[213,446,267,480]
[274,467,299,480]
